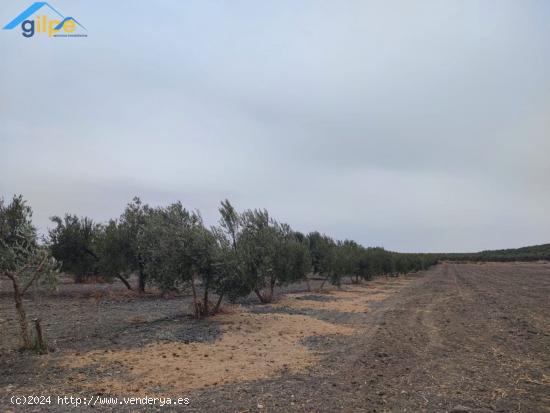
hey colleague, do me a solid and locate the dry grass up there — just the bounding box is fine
[274,279,412,313]
[62,278,413,395]
[63,311,354,394]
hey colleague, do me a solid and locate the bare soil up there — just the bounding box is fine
[1,262,549,412]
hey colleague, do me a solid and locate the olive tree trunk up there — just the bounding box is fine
[12,278,31,348]
[4,256,48,349]
[116,274,133,290]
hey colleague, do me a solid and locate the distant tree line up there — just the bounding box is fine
[439,244,550,263]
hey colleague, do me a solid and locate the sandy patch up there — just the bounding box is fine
[61,277,414,395]
[274,290,380,313]
[63,311,355,395]
[273,281,410,313]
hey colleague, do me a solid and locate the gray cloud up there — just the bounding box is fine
[1,0,549,252]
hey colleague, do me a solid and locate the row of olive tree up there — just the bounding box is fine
[47,198,148,291]
[1,194,438,349]
[45,197,438,316]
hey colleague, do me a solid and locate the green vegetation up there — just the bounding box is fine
[48,214,100,282]
[4,194,548,326]
[0,195,58,349]
[440,244,550,262]
[42,196,440,315]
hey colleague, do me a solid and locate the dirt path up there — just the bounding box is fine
[188,262,550,412]
[2,263,550,412]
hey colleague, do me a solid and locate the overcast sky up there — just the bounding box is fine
[1,0,549,252]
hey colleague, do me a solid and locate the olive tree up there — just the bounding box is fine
[92,197,153,292]
[307,231,338,290]
[219,201,310,303]
[236,208,277,303]
[334,239,363,284]
[47,212,136,290]
[48,214,100,282]
[214,200,252,302]
[0,196,57,350]
[119,197,151,293]
[143,202,235,317]
[94,219,133,290]
[270,224,310,298]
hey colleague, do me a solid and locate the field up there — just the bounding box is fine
[1,262,550,412]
